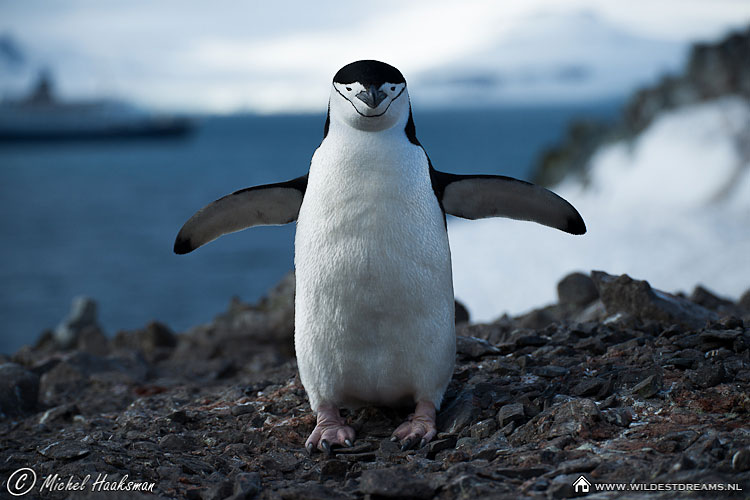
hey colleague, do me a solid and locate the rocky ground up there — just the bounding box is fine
[1,270,749,499]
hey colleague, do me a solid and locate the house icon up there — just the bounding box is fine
[573,475,591,493]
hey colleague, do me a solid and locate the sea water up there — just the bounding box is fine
[0,103,620,353]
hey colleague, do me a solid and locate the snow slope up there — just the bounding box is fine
[448,97,750,321]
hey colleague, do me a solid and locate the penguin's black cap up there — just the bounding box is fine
[333,60,406,86]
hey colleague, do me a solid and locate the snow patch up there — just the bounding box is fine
[449,97,750,322]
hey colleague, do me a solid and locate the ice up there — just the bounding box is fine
[448,97,750,322]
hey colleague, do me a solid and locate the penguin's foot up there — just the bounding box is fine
[305,403,355,455]
[391,400,437,451]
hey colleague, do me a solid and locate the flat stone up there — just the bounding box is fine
[427,436,457,457]
[37,441,90,460]
[571,377,606,397]
[456,335,501,358]
[497,403,525,427]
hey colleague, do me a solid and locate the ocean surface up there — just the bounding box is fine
[0,103,621,354]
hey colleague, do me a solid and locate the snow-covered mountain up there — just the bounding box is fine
[2,2,747,113]
[414,11,685,106]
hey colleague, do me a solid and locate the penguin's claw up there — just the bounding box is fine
[400,438,413,451]
[392,400,438,452]
[390,436,399,442]
[304,404,356,456]
[320,439,331,455]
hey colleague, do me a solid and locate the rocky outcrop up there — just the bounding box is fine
[0,271,748,499]
[531,25,750,187]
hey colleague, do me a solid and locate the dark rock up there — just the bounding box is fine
[739,288,750,311]
[230,403,256,416]
[228,472,261,500]
[517,308,558,330]
[0,362,39,418]
[546,473,585,499]
[472,430,511,460]
[689,362,726,388]
[37,441,90,459]
[558,272,599,307]
[426,436,457,457]
[438,388,479,435]
[631,374,662,398]
[38,403,79,425]
[699,328,744,347]
[516,334,549,347]
[592,271,717,328]
[601,407,633,427]
[510,399,604,446]
[470,418,496,439]
[54,296,99,349]
[455,335,500,358]
[671,454,696,472]
[534,365,570,378]
[76,325,110,356]
[732,448,750,472]
[571,377,606,398]
[497,403,525,428]
[113,321,177,360]
[656,431,699,453]
[690,285,735,311]
[554,457,601,475]
[359,467,435,499]
[319,459,348,481]
[276,482,350,500]
[204,478,233,500]
[159,434,193,452]
[39,351,149,404]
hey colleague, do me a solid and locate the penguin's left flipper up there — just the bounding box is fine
[432,170,586,235]
[174,174,308,254]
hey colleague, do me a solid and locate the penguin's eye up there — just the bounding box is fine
[345,87,352,91]
[391,86,396,91]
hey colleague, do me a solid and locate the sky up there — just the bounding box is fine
[1,1,749,112]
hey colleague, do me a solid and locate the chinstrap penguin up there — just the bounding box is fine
[174,60,586,454]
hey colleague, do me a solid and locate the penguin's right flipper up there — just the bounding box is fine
[432,170,586,234]
[174,175,307,254]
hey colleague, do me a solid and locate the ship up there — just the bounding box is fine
[0,72,193,142]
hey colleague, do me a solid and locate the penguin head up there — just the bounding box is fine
[329,60,409,132]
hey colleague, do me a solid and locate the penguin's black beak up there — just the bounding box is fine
[356,85,387,108]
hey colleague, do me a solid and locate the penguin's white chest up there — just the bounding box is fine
[294,130,455,411]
